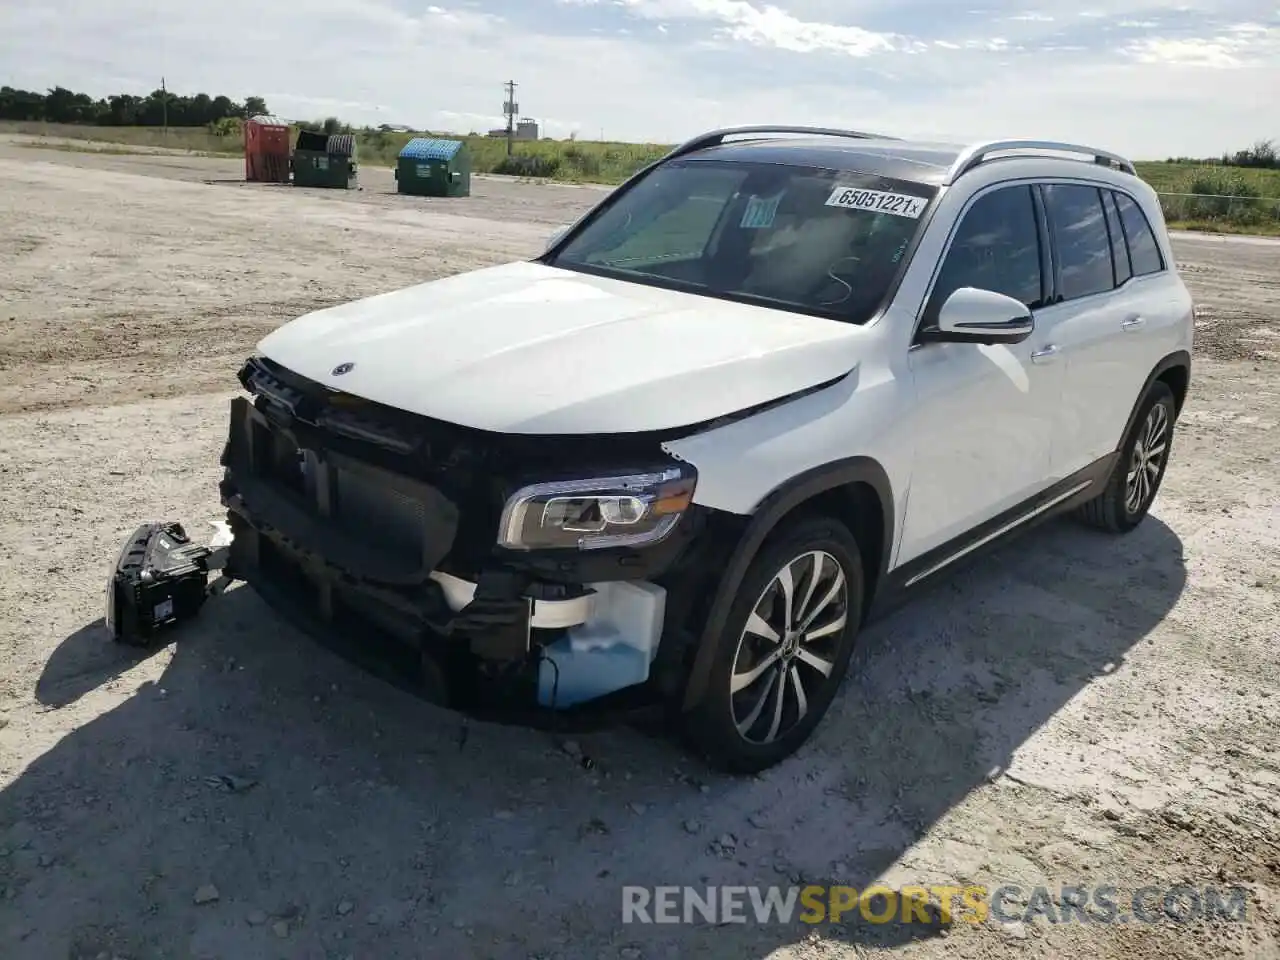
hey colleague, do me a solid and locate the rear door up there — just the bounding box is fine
[1034,183,1184,477]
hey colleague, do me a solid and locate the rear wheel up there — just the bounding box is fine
[684,516,864,774]
[1077,381,1176,533]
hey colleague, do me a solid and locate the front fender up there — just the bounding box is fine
[675,455,895,712]
[660,363,909,520]
[661,368,910,713]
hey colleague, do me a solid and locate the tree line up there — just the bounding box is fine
[1164,139,1279,171]
[1221,140,1278,170]
[0,85,270,127]
[4,83,1276,174]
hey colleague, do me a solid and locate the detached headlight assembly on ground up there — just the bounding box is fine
[498,465,697,551]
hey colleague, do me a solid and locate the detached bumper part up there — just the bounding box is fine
[105,521,231,647]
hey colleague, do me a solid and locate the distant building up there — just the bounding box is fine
[486,118,540,140]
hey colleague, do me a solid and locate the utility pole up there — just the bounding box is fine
[161,76,167,139]
[504,80,517,156]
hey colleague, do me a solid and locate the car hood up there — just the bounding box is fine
[255,261,864,434]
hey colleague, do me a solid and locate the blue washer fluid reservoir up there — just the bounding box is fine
[537,580,667,708]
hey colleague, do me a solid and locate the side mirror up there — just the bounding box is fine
[920,287,1034,345]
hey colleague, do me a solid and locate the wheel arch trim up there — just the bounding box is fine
[1120,350,1191,451]
[680,455,894,712]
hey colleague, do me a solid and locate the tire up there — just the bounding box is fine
[683,515,864,774]
[1077,380,1177,534]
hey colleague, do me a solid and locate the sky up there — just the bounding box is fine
[1,0,1277,158]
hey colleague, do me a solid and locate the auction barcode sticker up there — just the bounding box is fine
[825,186,927,218]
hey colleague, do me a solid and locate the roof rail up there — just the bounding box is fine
[665,125,899,162]
[945,139,1136,183]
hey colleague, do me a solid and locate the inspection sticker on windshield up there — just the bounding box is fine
[740,192,782,228]
[825,186,926,218]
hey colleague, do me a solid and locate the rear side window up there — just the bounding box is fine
[927,184,1043,316]
[1102,191,1131,286]
[1042,184,1113,301]
[1113,192,1165,276]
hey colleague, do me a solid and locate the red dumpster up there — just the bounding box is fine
[245,116,291,183]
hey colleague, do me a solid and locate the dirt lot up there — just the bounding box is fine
[0,142,1278,960]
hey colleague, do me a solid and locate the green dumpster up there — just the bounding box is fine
[395,137,470,197]
[292,131,358,189]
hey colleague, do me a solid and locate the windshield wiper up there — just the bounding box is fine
[608,270,710,292]
[556,261,710,292]
[597,252,701,267]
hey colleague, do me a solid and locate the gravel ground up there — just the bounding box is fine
[0,144,1278,960]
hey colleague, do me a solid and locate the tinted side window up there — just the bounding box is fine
[928,185,1043,315]
[1114,192,1165,276]
[1042,184,1114,301]
[1103,191,1131,286]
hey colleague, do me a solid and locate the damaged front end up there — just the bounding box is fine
[109,355,735,729]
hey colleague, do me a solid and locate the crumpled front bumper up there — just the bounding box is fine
[216,389,696,727]
[218,394,596,659]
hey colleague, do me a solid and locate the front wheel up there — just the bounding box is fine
[683,516,864,774]
[1077,380,1177,533]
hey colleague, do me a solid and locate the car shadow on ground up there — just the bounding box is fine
[1,514,1186,959]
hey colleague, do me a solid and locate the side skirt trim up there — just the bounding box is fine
[864,452,1116,623]
[903,479,1092,588]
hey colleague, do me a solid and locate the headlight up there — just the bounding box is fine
[497,464,697,551]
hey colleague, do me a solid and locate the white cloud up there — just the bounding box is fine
[0,0,1276,158]
[1125,37,1243,67]
[1122,22,1280,68]
[612,0,901,55]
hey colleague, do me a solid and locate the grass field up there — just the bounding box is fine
[4,120,1279,233]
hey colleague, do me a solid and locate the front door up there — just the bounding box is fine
[898,183,1067,565]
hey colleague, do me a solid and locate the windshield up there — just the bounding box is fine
[547,159,937,323]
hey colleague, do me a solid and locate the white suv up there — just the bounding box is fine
[180,127,1195,772]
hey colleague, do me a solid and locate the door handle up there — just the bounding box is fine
[1122,314,1145,331]
[1030,344,1059,364]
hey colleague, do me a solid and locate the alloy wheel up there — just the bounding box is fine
[729,550,849,745]
[1125,401,1170,514]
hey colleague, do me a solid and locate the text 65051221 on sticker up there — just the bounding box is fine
[825,186,926,218]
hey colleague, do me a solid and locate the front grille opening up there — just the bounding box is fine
[330,591,425,679]
[330,467,427,566]
[258,535,318,607]
[251,421,307,497]
[256,537,433,693]
[333,588,421,649]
